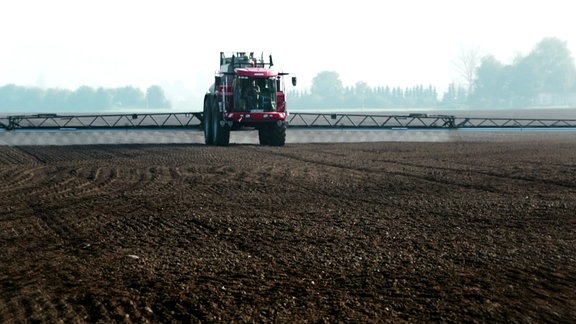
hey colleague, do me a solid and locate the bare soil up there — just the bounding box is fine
[1,138,575,323]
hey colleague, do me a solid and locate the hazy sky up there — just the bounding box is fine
[1,0,574,99]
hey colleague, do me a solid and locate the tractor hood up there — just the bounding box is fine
[235,67,278,78]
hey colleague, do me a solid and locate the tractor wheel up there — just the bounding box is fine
[211,96,230,146]
[203,95,214,145]
[258,126,271,145]
[268,122,286,146]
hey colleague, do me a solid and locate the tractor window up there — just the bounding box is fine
[260,78,277,111]
[235,78,277,112]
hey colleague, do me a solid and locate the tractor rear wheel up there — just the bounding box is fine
[259,123,286,146]
[203,95,214,145]
[211,96,230,146]
[258,127,271,145]
[269,122,286,146]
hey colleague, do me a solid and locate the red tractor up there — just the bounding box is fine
[203,52,297,146]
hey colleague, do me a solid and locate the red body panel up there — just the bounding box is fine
[224,112,286,123]
[216,85,287,119]
[276,92,286,112]
[235,68,278,77]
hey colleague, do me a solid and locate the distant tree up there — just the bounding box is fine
[471,37,576,107]
[311,71,343,97]
[404,86,416,107]
[68,86,96,110]
[44,88,71,111]
[0,84,21,109]
[378,86,394,107]
[391,87,404,106]
[24,87,45,110]
[426,85,439,106]
[0,84,175,112]
[93,87,114,110]
[113,86,145,108]
[507,55,537,106]
[442,82,467,107]
[354,81,370,95]
[452,47,481,96]
[525,37,576,94]
[146,85,171,108]
[310,71,344,107]
[0,85,45,110]
[354,81,370,108]
[470,55,507,107]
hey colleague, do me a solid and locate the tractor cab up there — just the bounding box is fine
[233,76,278,112]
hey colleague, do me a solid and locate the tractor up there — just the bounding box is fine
[203,52,297,146]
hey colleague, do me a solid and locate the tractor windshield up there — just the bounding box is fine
[234,77,277,112]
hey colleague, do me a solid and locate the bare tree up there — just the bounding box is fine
[452,46,482,96]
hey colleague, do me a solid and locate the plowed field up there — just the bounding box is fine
[1,137,575,323]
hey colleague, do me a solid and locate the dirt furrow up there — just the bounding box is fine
[1,141,575,323]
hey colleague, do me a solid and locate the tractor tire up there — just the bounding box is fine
[267,123,286,146]
[258,126,271,146]
[203,95,214,145]
[211,96,230,146]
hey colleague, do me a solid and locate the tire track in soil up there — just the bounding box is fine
[26,167,178,247]
[0,149,189,323]
[5,146,209,247]
[373,159,576,190]
[0,166,56,219]
[243,145,474,205]
[1,143,575,322]
[255,144,576,195]
[8,145,348,322]
[183,146,406,272]
[0,166,46,191]
[0,147,45,165]
[0,166,50,196]
[1,275,111,323]
[19,291,85,324]
[0,244,93,324]
[236,145,575,238]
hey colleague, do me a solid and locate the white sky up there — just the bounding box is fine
[1,0,574,101]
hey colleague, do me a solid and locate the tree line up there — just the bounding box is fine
[289,37,576,109]
[470,38,576,108]
[0,85,171,111]
[2,37,574,112]
[288,81,441,109]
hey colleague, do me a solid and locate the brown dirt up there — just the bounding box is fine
[1,139,575,323]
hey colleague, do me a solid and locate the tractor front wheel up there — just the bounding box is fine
[211,97,230,146]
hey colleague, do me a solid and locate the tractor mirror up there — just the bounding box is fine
[215,76,222,88]
[291,76,297,86]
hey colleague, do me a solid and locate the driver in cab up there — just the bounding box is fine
[245,79,260,110]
